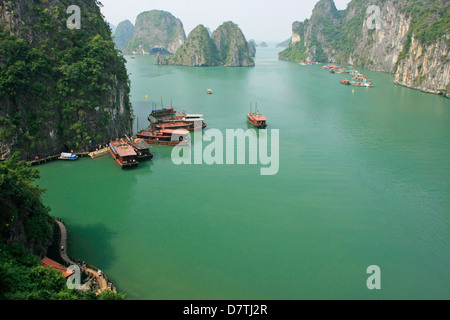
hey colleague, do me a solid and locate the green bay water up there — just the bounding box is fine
[37,47,450,300]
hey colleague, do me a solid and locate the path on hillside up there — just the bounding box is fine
[54,219,115,294]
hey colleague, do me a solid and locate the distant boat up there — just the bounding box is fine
[130,56,136,59]
[248,112,268,129]
[207,89,213,94]
[340,79,351,85]
[59,153,78,161]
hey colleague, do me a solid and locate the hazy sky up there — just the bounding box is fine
[100,0,352,42]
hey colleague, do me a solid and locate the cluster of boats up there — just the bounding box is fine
[299,60,319,66]
[109,107,209,169]
[323,65,374,88]
[61,99,270,169]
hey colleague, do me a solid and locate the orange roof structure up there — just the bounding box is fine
[40,257,75,278]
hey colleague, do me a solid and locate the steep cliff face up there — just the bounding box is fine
[280,0,450,97]
[124,10,186,55]
[395,33,449,96]
[159,25,220,66]
[211,21,255,67]
[156,21,254,67]
[0,0,134,160]
[113,19,134,51]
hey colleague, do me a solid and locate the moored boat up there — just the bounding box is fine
[148,107,177,124]
[136,128,190,146]
[59,153,78,161]
[340,79,351,85]
[126,138,154,161]
[109,140,139,169]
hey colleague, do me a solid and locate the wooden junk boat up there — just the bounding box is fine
[154,114,207,132]
[136,128,190,146]
[148,107,177,124]
[248,103,268,129]
[109,140,139,169]
[126,138,154,160]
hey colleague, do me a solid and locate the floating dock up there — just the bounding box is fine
[89,147,110,159]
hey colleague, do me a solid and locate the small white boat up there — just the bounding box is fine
[59,153,78,161]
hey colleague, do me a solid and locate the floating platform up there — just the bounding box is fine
[89,147,110,159]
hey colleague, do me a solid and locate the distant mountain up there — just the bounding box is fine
[156,22,255,67]
[157,25,220,66]
[276,39,291,48]
[113,20,134,51]
[124,10,186,55]
[212,22,255,67]
[279,0,449,97]
[258,42,268,48]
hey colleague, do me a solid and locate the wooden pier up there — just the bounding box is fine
[28,152,90,166]
[89,147,110,159]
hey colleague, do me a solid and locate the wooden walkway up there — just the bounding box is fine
[54,219,116,295]
[29,152,90,166]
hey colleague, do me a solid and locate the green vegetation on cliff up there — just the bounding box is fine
[123,10,186,55]
[0,153,52,254]
[113,19,135,51]
[156,21,254,67]
[0,0,133,160]
[165,25,220,66]
[0,154,126,300]
[401,0,450,47]
[280,0,449,64]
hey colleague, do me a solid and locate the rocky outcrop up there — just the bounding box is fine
[280,0,450,97]
[276,38,291,48]
[113,19,134,51]
[156,21,255,67]
[124,10,186,55]
[211,22,255,67]
[159,25,220,66]
[0,0,133,159]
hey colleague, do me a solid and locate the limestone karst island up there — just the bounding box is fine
[0,0,449,306]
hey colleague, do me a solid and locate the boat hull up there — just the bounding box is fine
[109,143,139,169]
[248,119,268,129]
